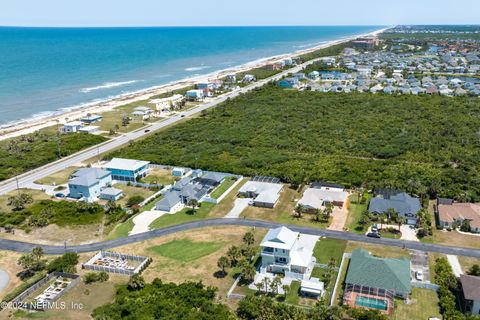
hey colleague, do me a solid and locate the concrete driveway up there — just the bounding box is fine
[410,250,431,283]
[328,206,348,231]
[224,198,251,218]
[0,269,10,294]
[130,209,168,235]
[447,255,464,277]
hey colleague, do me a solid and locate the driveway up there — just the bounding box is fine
[224,198,251,218]
[130,209,168,235]
[410,250,430,282]
[366,224,419,242]
[328,206,348,231]
[447,254,464,277]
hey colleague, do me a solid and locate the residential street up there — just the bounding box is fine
[0,218,480,258]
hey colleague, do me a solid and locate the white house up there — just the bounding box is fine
[238,177,283,208]
[63,121,83,133]
[260,226,319,280]
[149,94,185,111]
[78,125,100,134]
[185,89,204,101]
[298,187,349,212]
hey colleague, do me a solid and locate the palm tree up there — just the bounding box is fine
[270,276,282,296]
[242,264,256,283]
[217,256,229,275]
[294,204,304,218]
[255,282,264,294]
[262,277,270,294]
[187,198,199,215]
[323,202,334,219]
[282,284,290,299]
[242,230,255,246]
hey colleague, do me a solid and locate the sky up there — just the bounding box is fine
[1,0,479,27]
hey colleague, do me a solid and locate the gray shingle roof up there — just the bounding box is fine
[369,191,421,216]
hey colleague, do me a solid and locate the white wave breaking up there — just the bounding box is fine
[80,80,140,93]
[184,65,210,72]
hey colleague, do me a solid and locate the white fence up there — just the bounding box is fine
[82,251,151,276]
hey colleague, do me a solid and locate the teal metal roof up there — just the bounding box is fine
[345,249,411,294]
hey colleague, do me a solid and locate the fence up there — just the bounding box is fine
[82,251,151,276]
[330,252,351,306]
[411,281,439,291]
[10,272,80,311]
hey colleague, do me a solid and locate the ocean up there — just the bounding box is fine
[0,26,381,127]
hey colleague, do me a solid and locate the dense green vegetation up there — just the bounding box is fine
[0,130,107,181]
[111,86,480,201]
[237,295,386,320]
[0,199,105,229]
[92,279,235,319]
[433,257,466,319]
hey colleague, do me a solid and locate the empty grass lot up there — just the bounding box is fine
[393,288,441,320]
[148,238,223,262]
[34,166,78,185]
[210,177,237,199]
[105,216,134,240]
[149,202,215,230]
[345,193,371,233]
[140,168,178,186]
[314,238,347,266]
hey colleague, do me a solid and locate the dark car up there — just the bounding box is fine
[367,232,381,238]
[180,114,185,118]
[144,129,150,133]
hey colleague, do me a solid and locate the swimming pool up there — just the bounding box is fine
[355,295,388,311]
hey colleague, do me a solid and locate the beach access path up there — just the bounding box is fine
[0,51,342,196]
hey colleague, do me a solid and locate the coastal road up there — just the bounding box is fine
[0,56,321,196]
[0,218,479,258]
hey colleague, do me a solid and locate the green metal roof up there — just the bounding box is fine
[345,249,411,294]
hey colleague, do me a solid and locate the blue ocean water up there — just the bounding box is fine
[0,26,381,126]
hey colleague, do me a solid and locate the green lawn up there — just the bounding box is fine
[149,202,215,230]
[106,217,134,240]
[210,177,237,199]
[393,288,441,320]
[313,238,347,266]
[285,280,301,305]
[379,229,401,239]
[346,193,371,234]
[147,238,223,262]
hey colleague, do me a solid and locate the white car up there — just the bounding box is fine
[415,270,424,281]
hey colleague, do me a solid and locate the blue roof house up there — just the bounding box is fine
[368,190,421,225]
[80,114,103,124]
[68,168,112,202]
[278,78,299,89]
[105,158,150,182]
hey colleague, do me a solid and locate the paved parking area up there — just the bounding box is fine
[410,250,431,283]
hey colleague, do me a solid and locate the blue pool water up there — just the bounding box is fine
[0,26,382,126]
[355,295,388,310]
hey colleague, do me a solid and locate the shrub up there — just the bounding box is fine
[126,196,145,207]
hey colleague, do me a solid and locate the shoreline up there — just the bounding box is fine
[0,27,387,140]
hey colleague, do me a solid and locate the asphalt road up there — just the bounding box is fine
[1,218,480,258]
[0,58,316,196]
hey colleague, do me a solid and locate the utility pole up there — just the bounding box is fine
[15,177,20,194]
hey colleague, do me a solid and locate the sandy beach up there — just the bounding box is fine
[0,28,387,141]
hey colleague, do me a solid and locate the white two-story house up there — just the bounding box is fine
[260,226,318,280]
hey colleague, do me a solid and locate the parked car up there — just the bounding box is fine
[367,232,381,238]
[55,193,66,198]
[371,226,378,233]
[415,270,424,281]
